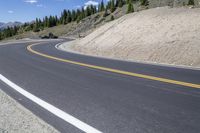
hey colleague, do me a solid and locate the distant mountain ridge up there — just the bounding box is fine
[0,22,4,26]
[0,22,22,30]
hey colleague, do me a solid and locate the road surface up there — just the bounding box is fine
[0,40,200,133]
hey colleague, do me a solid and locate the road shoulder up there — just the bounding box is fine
[0,89,59,133]
[57,40,200,71]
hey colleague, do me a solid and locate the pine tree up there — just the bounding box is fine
[72,10,76,21]
[52,16,57,26]
[188,0,194,5]
[140,0,149,6]
[62,9,68,24]
[0,0,143,40]
[85,6,91,16]
[103,8,109,17]
[33,18,40,32]
[5,27,12,37]
[44,16,48,27]
[100,0,105,12]
[106,1,111,10]
[76,9,81,18]
[110,15,114,21]
[115,0,119,7]
[110,0,115,13]
[13,26,18,35]
[81,7,85,19]
[126,0,129,4]
[0,32,2,40]
[90,5,96,14]
[39,18,44,29]
[76,9,81,23]
[48,16,52,27]
[67,10,72,23]
[118,0,123,7]
[55,15,59,25]
[94,6,97,14]
[127,0,134,14]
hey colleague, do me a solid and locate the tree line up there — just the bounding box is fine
[0,0,150,40]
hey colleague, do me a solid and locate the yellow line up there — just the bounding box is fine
[27,43,200,89]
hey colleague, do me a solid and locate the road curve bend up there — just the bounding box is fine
[0,40,200,133]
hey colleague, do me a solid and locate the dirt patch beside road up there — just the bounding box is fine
[60,7,200,68]
[0,89,59,133]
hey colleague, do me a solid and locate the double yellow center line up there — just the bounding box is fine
[27,43,200,89]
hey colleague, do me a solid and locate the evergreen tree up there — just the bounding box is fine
[106,1,111,9]
[72,10,76,21]
[76,9,81,23]
[4,27,12,37]
[49,15,55,27]
[67,10,72,23]
[62,9,68,24]
[53,16,56,26]
[110,0,115,13]
[85,6,91,16]
[103,8,109,17]
[13,26,18,35]
[100,0,105,11]
[188,0,194,5]
[118,0,123,7]
[94,6,97,14]
[30,23,34,30]
[140,0,149,6]
[1,0,137,40]
[126,0,129,4]
[110,15,114,21]
[39,18,44,29]
[81,7,85,19]
[76,9,81,18]
[127,0,134,14]
[55,15,59,25]
[0,32,2,40]
[33,18,40,32]
[90,5,95,14]
[115,0,119,7]
[44,16,49,27]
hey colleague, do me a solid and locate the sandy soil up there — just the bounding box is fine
[0,89,59,133]
[61,7,200,68]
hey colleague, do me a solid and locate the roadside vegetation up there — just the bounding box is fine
[0,0,140,41]
[0,0,196,41]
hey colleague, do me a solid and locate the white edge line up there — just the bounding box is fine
[0,74,102,133]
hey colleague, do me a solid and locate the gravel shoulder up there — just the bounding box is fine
[0,89,59,133]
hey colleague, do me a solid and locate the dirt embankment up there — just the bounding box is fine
[61,7,200,68]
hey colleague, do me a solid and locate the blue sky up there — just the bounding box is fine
[0,0,107,23]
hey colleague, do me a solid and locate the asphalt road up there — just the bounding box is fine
[0,40,200,133]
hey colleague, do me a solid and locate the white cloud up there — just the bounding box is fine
[24,0,38,4]
[84,0,99,7]
[8,10,14,14]
[84,0,98,9]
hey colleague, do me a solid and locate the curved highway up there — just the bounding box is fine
[0,40,200,133]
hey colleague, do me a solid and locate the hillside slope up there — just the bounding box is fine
[61,7,200,68]
[10,6,128,40]
[3,0,199,41]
